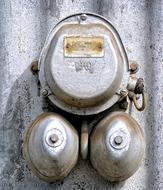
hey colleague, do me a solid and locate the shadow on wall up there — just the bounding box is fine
[0,66,126,189]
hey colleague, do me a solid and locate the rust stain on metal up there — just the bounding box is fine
[64,36,104,57]
[130,61,139,74]
[30,60,38,74]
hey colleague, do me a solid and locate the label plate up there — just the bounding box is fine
[64,36,104,58]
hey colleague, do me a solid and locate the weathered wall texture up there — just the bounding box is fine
[0,0,162,190]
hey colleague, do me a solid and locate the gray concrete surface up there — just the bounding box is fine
[0,0,162,189]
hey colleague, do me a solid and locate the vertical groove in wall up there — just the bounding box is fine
[145,0,163,189]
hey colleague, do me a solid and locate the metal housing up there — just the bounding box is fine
[39,13,129,115]
[0,1,163,189]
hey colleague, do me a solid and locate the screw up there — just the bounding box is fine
[80,14,87,21]
[41,89,48,97]
[130,62,139,74]
[31,61,38,74]
[114,136,123,145]
[50,134,59,144]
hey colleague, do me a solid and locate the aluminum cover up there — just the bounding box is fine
[39,13,129,115]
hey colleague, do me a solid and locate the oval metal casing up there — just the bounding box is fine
[39,13,129,115]
[90,111,145,182]
[23,113,79,182]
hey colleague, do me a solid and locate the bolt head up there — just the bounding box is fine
[45,128,64,148]
[114,136,123,145]
[130,62,139,73]
[50,134,59,144]
[41,89,48,97]
[80,14,87,21]
[31,61,38,74]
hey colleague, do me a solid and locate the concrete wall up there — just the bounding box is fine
[0,0,162,189]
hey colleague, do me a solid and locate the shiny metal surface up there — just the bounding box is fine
[23,113,79,182]
[127,76,138,92]
[90,112,145,182]
[80,120,89,160]
[39,13,129,115]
